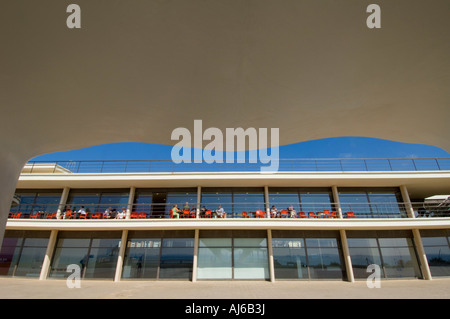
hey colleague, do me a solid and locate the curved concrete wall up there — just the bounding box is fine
[1,1,449,241]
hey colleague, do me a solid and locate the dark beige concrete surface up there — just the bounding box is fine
[0,278,449,299]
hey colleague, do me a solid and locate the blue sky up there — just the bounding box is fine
[31,137,449,161]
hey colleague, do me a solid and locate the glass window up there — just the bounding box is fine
[347,231,421,279]
[0,231,50,277]
[272,231,345,280]
[10,191,62,217]
[50,231,121,280]
[197,247,232,279]
[420,230,450,277]
[272,247,308,279]
[269,190,300,213]
[67,190,130,216]
[234,248,269,279]
[201,188,264,218]
[307,247,343,279]
[299,192,332,212]
[339,188,403,218]
[197,231,269,280]
[123,231,194,280]
[233,191,265,217]
[201,188,233,217]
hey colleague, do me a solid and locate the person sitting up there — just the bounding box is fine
[183,202,191,211]
[63,205,73,219]
[78,206,87,218]
[216,205,226,218]
[200,206,207,218]
[171,204,180,219]
[116,207,126,219]
[104,206,112,219]
[288,205,297,218]
[270,205,278,218]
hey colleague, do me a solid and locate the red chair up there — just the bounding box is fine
[91,212,103,219]
[79,213,88,220]
[346,211,356,218]
[65,211,76,219]
[329,211,337,218]
[138,212,147,219]
[190,210,197,218]
[309,211,319,218]
[255,210,265,218]
[46,213,56,219]
[322,209,330,218]
[280,210,288,218]
[242,211,250,218]
[298,211,308,218]
[205,210,212,218]
[29,212,40,219]
[182,209,190,218]
[130,212,139,219]
[10,212,22,219]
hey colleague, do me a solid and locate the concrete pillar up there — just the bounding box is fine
[39,229,58,280]
[331,185,343,219]
[400,185,416,218]
[114,230,129,282]
[340,229,355,282]
[264,185,270,218]
[192,229,200,282]
[126,186,136,219]
[56,186,70,219]
[412,229,432,280]
[267,229,275,282]
[196,186,201,219]
[0,153,28,247]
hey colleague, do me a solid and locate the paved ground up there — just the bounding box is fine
[0,277,449,299]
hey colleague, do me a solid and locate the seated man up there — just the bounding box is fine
[78,206,87,218]
[216,205,226,218]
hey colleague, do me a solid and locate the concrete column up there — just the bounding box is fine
[0,153,28,247]
[267,229,275,282]
[114,230,129,282]
[264,185,270,218]
[331,185,343,219]
[412,229,432,280]
[400,185,416,218]
[192,229,200,282]
[56,186,70,219]
[126,186,136,219]
[196,186,201,219]
[340,229,354,282]
[39,229,58,280]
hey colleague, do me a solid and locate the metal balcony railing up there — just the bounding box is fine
[8,202,450,220]
[22,158,450,174]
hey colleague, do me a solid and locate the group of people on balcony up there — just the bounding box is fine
[62,205,127,219]
[170,203,226,218]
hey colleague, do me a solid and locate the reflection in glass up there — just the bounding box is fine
[272,236,345,280]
